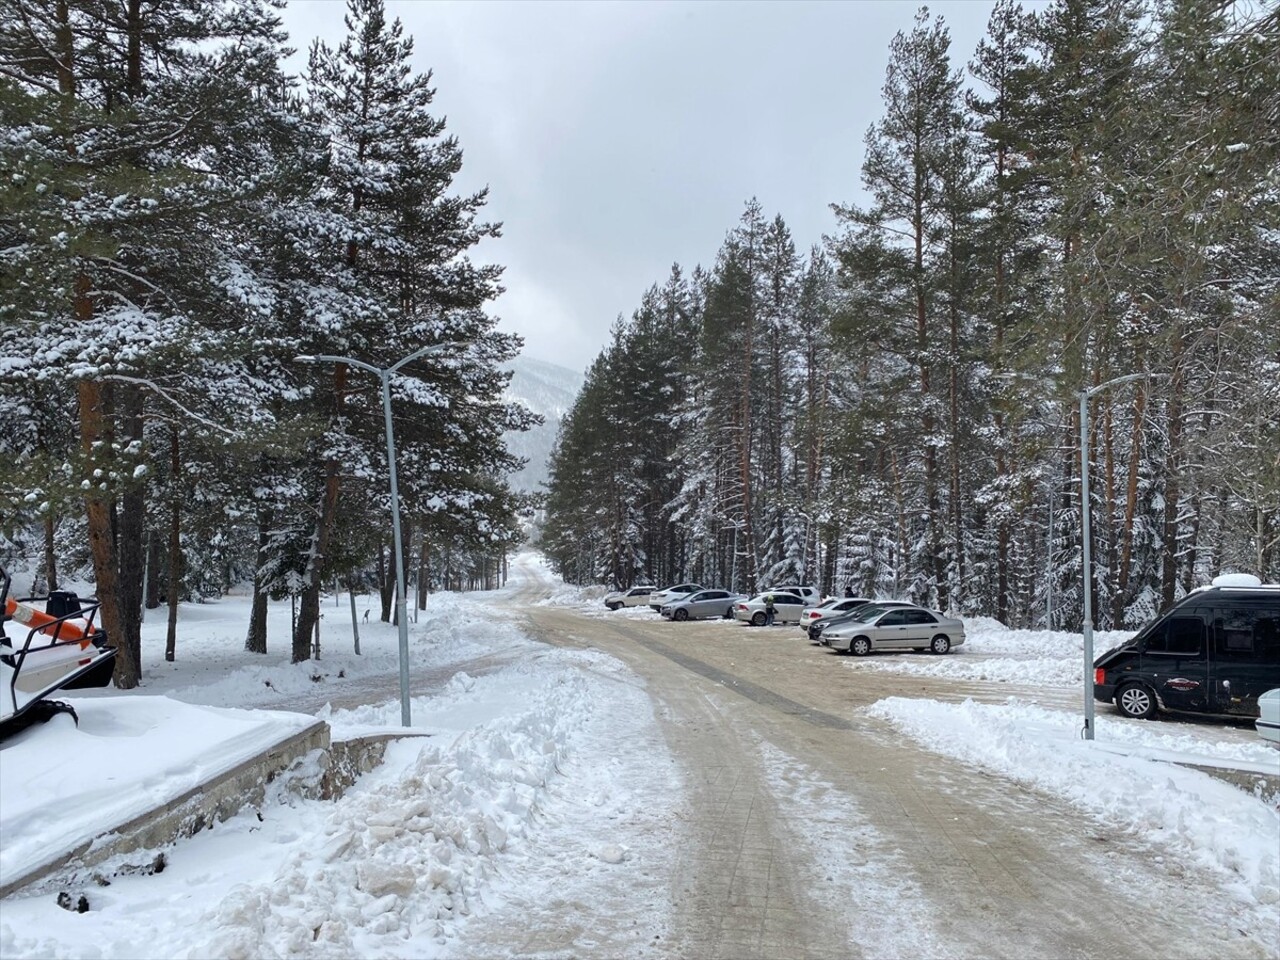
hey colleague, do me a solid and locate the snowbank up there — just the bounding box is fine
[0,698,315,888]
[868,697,1280,923]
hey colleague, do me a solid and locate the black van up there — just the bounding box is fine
[1093,583,1280,721]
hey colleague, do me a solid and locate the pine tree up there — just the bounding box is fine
[0,0,305,684]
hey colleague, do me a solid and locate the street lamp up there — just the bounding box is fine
[1078,372,1163,741]
[296,342,459,727]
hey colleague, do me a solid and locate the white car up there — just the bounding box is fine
[824,607,965,655]
[734,592,809,626]
[648,583,704,612]
[604,586,655,611]
[799,597,873,634]
[1258,689,1280,745]
[763,584,820,604]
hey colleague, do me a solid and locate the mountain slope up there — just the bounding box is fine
[503,356,583,493]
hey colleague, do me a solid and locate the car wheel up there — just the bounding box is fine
[929,635,951,655]
[851,637,871,656]
[751,611,766,626]
[606,602,621,611]
[674,608,689,622]
[724,606,735,619]
[1116,683,1156,720]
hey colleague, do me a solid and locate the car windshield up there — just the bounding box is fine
[846,603,893,621]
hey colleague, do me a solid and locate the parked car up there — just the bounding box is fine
[648,583,704,612]
[763,584,820,604]
[734,592,809,626]
[604,586,655,611]
[1258,689,1280,745]
[800,597,873,634]
[661,589,742,621]
[1094,575,1280,721]
[810,600,917,643]
[823,607,965,655]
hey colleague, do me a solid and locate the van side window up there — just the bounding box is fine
[1145,615,1204,656]
[1214,606,1280,664]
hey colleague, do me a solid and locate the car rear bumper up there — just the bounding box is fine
[1094,682,1116,703]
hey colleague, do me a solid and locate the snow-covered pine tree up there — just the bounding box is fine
[299,0,530,655]
[831,7,964,610]
[0,0,310,683]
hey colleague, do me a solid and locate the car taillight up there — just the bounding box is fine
[1094,668,1106,685]
[737,604,747,610]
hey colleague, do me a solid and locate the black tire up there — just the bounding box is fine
[752,611,767,626]
[674,608,689,622]
[850,637,872,656]
[606,602,621,611]
[1116,683,1157,720]
[929,635,951,655]
[724,606,735,619]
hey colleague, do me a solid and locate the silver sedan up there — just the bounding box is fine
[823,607,965,655]
[661,590,742,621]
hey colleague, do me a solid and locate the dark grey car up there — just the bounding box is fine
[662,589,741,621]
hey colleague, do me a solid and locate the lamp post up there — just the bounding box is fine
[296,342,457,727]
[1078,372,1160,740]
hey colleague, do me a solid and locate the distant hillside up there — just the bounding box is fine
[503,356,583,493]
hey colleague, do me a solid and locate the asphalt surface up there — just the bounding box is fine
[457,555,1273,960]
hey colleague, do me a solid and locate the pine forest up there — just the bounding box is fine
[540,0,1280,631]
[0,0,536,684]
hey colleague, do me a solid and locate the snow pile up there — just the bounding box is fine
[194,666,590,957]
[844,620,1136,687]
[868,697,1280,919]
[960,620,1134,657]
[534,579,607,607]
[0,645,678,959]
[0,698,316,888]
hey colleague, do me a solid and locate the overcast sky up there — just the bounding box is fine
[279,0,1026,375]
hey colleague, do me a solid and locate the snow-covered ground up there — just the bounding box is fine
[0,561,681,958]
[1,555,1277,956]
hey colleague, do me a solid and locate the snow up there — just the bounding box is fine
[840,617,1136,687]
[868,698,1280,929]
[1,551,1276,956]
[0,556,680,959]
[0,698,315,889]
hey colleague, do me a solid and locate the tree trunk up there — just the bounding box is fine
[145,534,161,609]
[292,365,348,662]
[245,507,271,653]
[417,530,429,610]
[1115,380,1147,627]
[380,542,395,622]
[1102,400,1117,630]
[43,512,58,593]
[948,253,963,613]
[117,385,145,680]
[1161,363,1185,608]
[79,352,132,687]
[164,428,180,662]
[125,0,143,94]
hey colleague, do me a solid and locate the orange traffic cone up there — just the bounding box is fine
[3,597,94,649]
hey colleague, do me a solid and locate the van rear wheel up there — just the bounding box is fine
[1116,683,1156,720]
